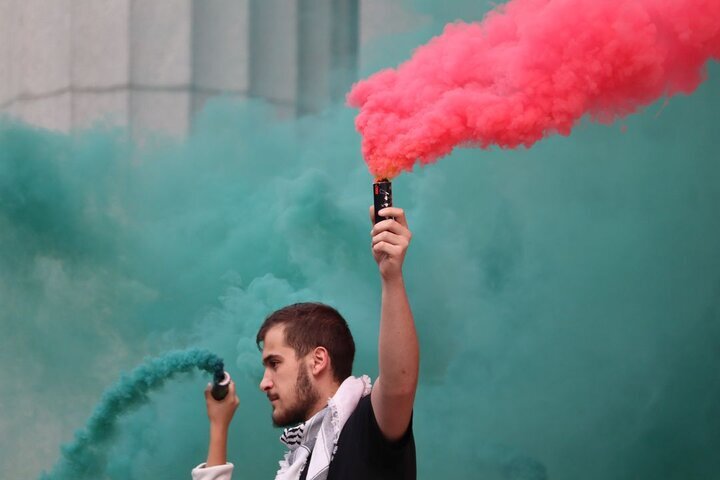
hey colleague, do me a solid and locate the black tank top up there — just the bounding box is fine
[299,395,416,480]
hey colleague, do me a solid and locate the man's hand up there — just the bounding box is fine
[370,206,412,280]
[204,381,239,467]
[205,381,240,426]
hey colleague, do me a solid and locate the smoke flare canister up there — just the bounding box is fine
[373,179,392,224]
[211,371,231,401]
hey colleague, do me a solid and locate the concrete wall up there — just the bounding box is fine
[0,0,427,135]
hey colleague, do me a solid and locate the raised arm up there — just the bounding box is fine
[191,381,239,479]
[369,206,419,441]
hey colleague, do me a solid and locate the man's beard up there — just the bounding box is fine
[272,364,320,427]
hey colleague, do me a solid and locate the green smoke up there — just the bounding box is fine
[1,15,719,480]
[41,349,223,480]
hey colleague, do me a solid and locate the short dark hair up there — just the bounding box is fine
[256,302,355,382]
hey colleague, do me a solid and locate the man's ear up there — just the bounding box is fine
[310,346,330,376]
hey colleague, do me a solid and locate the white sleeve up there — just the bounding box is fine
[191,462,234,480]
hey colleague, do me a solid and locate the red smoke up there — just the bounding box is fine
[347,0,720,179]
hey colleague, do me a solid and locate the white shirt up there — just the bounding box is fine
[191,462,234,480]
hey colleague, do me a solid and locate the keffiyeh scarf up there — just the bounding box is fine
[274,375,372,480]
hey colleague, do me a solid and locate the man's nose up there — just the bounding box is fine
[259,371,272,391]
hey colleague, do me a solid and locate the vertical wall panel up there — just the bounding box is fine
[191,0,251,115]
[0,0,17,106]
[72,0,130,88]
[129,0,192,136]
[297,0,333,115]
[249,0,299,117]
[4,0,73,131]
[129,0,192,86]
[329,0,359,102]
[17,0,72,95]
[72,0,131,128]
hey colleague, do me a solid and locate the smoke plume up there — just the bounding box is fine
[41,349,223,480]
[348,0,720,178]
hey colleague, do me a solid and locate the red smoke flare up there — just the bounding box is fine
[347,0,720,179]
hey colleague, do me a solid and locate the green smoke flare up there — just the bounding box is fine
[40,349,223,480]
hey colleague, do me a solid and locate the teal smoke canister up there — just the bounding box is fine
[211,371,231,401]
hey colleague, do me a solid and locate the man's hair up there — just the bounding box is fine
[256,302,355,382]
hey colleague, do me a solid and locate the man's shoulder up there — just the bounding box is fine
[337,392,415,455]
[352,393,373,416]
[337,394,371,437]
[331,393,416,479]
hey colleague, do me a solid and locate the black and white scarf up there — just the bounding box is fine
[274,375,371,480]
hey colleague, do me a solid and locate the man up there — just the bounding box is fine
[192,206,418,479]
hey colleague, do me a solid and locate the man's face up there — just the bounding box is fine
[259,325,320,427]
